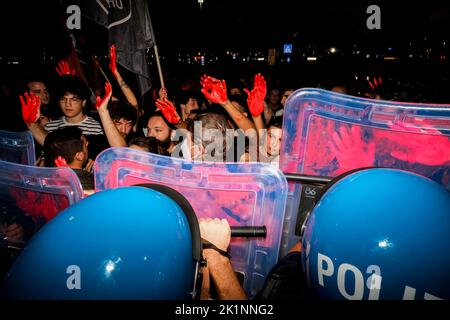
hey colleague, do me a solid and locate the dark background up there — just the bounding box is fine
[0,0,449,129]
[1,1,449,52]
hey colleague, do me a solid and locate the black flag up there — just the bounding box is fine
[83,0,154,96]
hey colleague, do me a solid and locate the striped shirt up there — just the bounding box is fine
[45,116,103,135]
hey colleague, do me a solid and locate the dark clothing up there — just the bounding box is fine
[254,251,310,301]
[43,116,109,160]
[73,169,95,190]
[125,130,145,144]
[85,134,109,160]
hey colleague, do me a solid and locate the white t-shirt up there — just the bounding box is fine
[45,116,103,135]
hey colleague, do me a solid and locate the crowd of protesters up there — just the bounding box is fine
[5,45,301,190]
[1,43,449,300]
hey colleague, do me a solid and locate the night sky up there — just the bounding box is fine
[149,0,450,49]
[0,0,449,56]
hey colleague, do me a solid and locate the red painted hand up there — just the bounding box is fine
[368,77,383,91]
[54,156,69,167]
[109,44,117,74]
[96,82,113,110]
[156,98,181,125]
[55,60,75,76]
[19,92,40,125]
[200,75,227,104]
[181,82,192,91]
[244,73,266,117]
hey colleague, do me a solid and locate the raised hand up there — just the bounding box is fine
[55,60,75,76]
[244,73,266,117]
[54,156,69,167]
[96,82,113,110]
[155,98,181,125]
[329,125,376,175]
[158,87,168,100]
[364,76,383,98]
[109,44,117,75]
[181,82,192,91]
[19,92,40,125]
[200,75,228,105]
[368,77,382,91]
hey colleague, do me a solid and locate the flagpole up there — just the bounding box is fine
[92,55,112,84]
[147,9,165,89]
[152,44,165,89]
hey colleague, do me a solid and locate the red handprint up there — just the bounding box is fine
[54,156,69,167]
[329,125,376,175]
[155,98,181,125]
[375,122,450,166]
[55,60,75,76]
[96,82,113,110]
[19,92,40,125]
[200,75,228,104]
[303,117,336,174]
[10,188,70,223]
[109,44,117,74]
[244,73,266,117]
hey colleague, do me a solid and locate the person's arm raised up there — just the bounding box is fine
[96,82,127,147]
[109,45,139,110]
[245,73,267,133]
[155,98,185,128]
[19,92,48,146]
[200,75,255,132]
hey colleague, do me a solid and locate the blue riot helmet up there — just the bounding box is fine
[301,168,450,300]
[2,185,203,299]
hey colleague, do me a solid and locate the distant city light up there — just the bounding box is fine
[307,57,317,61]
[329,47,336,54]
